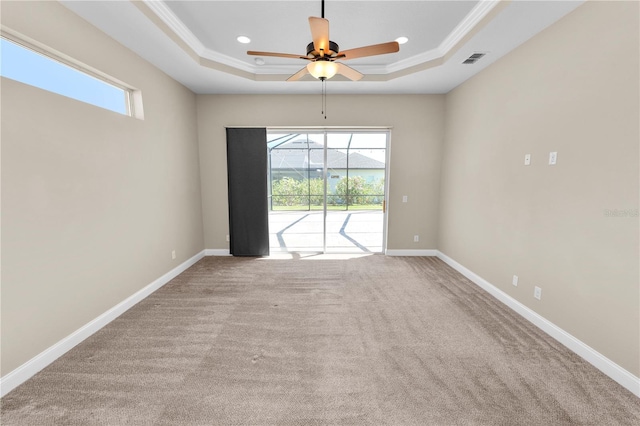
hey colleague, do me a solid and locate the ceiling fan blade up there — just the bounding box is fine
[247,51,308,60]
[309,17,330,56]
[287,66,309,82]
[337,41,400,61]
[336,63,364,81]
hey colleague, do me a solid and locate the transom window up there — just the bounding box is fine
[1,35,132,116]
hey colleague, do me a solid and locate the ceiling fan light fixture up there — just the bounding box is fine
[307,60,338,80]
[395,36,409,45]
[236,35,251,44]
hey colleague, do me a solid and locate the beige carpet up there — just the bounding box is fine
[1,255,639,425]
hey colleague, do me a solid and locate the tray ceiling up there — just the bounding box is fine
[61,1,584,94]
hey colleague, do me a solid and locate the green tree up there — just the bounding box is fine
[308,178,324,206]
[272,177,302,206]
[366,177,385,204]
[336,176,367,205]
[335,176,385,206]
[272,176,384,209]
[271,177,325,208]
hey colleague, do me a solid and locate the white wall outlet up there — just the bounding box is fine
[413,235,419,242]
[171,250,176,260]
[226,234,230,242]
[402,195,408,203]
[512,275,519,286]
[534,286,542,300]
[549,151,557,165]
[524,154,531,166]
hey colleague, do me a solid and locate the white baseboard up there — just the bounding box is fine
[205,249,231,256]
[0,250,206,398]
[435,250,640,398]
[386,249,438,256]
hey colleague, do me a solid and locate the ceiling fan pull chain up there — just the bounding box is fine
[322,79,327,119]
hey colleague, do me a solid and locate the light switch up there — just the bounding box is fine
[402,195,408,203]
[524,154,531,166]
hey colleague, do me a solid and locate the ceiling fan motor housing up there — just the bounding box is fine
[307,41,339,58]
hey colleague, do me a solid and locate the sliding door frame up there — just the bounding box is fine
[267,126,391,254]
[323,131,329,253]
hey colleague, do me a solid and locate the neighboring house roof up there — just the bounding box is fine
[269,140,385,171]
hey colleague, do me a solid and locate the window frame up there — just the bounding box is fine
[1,29,143,119]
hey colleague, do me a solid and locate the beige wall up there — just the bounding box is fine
[1,1,204,374]
[2,0,637,387]
[439,1,639,375]
[197,94,445,251]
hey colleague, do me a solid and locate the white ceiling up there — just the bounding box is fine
[61,0,584,95]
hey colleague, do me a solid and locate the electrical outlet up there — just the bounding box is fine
[512,275,518,286]
[549,151,557,165]
[534,286,542,300]
[402,195,408,203]
[413,235,419,242]
[226,234,230,242]
[171,250,176,260]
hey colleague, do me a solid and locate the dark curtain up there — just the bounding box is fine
[226,128,270,256]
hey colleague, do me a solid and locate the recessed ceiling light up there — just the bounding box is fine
[237,36,251,44]
[254,58,265,65]
[395,36,409,45]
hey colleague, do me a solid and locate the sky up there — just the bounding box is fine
[0,38,128,115]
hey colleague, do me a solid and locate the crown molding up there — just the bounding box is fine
[140,0,507,80]
[143,0,205,55]
[201,46,256,74]
[439,0,502,54]
[385,0,503,74]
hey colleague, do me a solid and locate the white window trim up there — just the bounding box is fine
[1,27,144,120]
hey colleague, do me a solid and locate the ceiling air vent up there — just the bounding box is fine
[463,52,486,64]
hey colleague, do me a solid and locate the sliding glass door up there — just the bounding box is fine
[267,132,325,252]
[267,130,388,253]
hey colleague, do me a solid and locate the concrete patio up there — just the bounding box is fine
[268,210,384,253]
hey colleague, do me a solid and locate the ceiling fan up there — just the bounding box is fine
[247,0,400,81]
